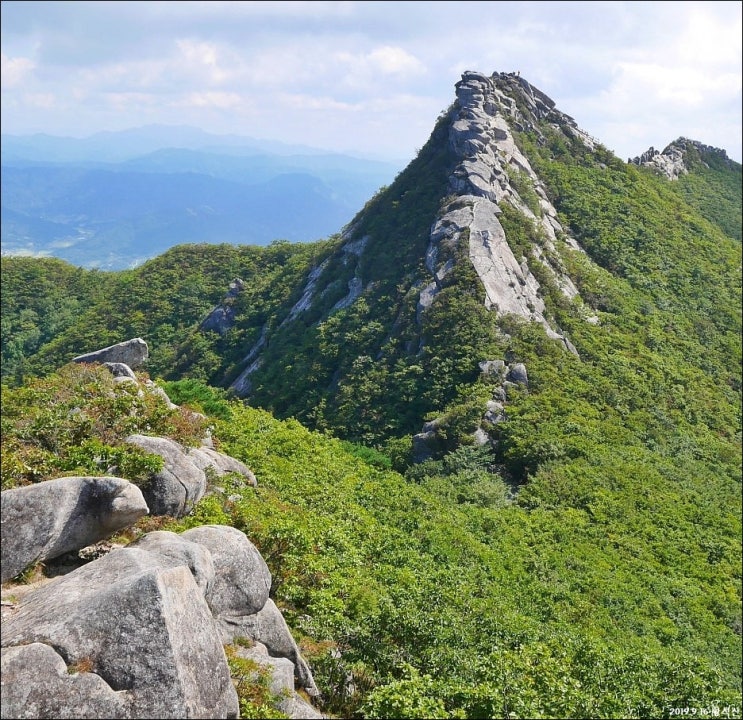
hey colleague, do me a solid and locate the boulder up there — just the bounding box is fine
[280,694,325,719]
[0,476,148,583]
[73,338,148,369]
[218,599,319,697]
[506,362,528,386]
[0,643,129,719]
[125,434,207,517]
[182,525,271,617]
[411,430,437,464]
[235,641,295,698]
[484,400,506,424]
[129,530,215,595]
[201,279,245,335]
[102,363,138,380]
[473,427,490,446]
[187,447,257,485]
[200,306,236,336]
[478,359,506,378]
[232,642,325,719]
[1,547,239,719]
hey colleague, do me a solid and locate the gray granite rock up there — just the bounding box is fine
[0,643,129,719]
[125,434,207,517]
[1,548,239,719]
[182,525,271,618]
[1,476,148,583]
[73,338,148,369]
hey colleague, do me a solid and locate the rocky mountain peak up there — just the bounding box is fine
[227,70,604,395]
[629,137,733,180]
[417,70,594,353]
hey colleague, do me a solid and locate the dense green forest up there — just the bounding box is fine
[2,364,740,718]
[1,74,741,718]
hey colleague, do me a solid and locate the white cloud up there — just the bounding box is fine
[175,39,231,84]
[674,5,742,67]
[104,92,161,111]
[366,46,425,76]
[23,92,56,109]
[1,52,34,87]
[1,248,52,259]
[607,62,739,110]
[179,91,243,109]
[280,93,357,112]
[0,1,740,161]
[331,45,426,97]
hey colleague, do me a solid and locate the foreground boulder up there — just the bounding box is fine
[219,599,320,697]
[182,525,271,617]
[1,643,129,719]
[1,547,239,719]
[0,477,148,583]
[128,530,215,595]
[72,338,149,369]
[1,506,322,718]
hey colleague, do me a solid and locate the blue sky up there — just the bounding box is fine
[2,1,741,163]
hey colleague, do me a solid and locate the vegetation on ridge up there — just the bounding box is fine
[2,365,740,717]
[1,76,741,718]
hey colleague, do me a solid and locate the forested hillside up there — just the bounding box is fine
[1,70,740,718]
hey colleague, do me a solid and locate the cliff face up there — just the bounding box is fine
[418,71,587,351]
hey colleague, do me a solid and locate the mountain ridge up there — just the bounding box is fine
[2,69,739,450]
[1,69,741,717]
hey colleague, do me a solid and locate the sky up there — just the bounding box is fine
[1,1,741,164]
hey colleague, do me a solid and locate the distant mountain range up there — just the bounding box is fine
[1,125,405,269]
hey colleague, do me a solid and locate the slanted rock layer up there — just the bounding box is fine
[226,70,590,399]
[419,71,585,352]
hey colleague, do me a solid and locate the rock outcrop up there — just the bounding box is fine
[124,434,208,517]
[0,476,148,583]
[124,434,256,518]
[412,357,530,461]
[180,525,271,618]
[418,71,585,353]
[1,642,130,719]
[2,549,240,719]
[2,522,323,719]
[629,137,733,180]
[226,71,598,398]
[200,279,245,335]
[187,446,258,484]
[73,338,149,369]
[218,599,320,697]
[1,430,320,717]
[3,335,322,717]
[235,642,324,719]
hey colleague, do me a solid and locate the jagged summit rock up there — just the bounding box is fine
[629,137,733,180]
[418,70,584,351]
